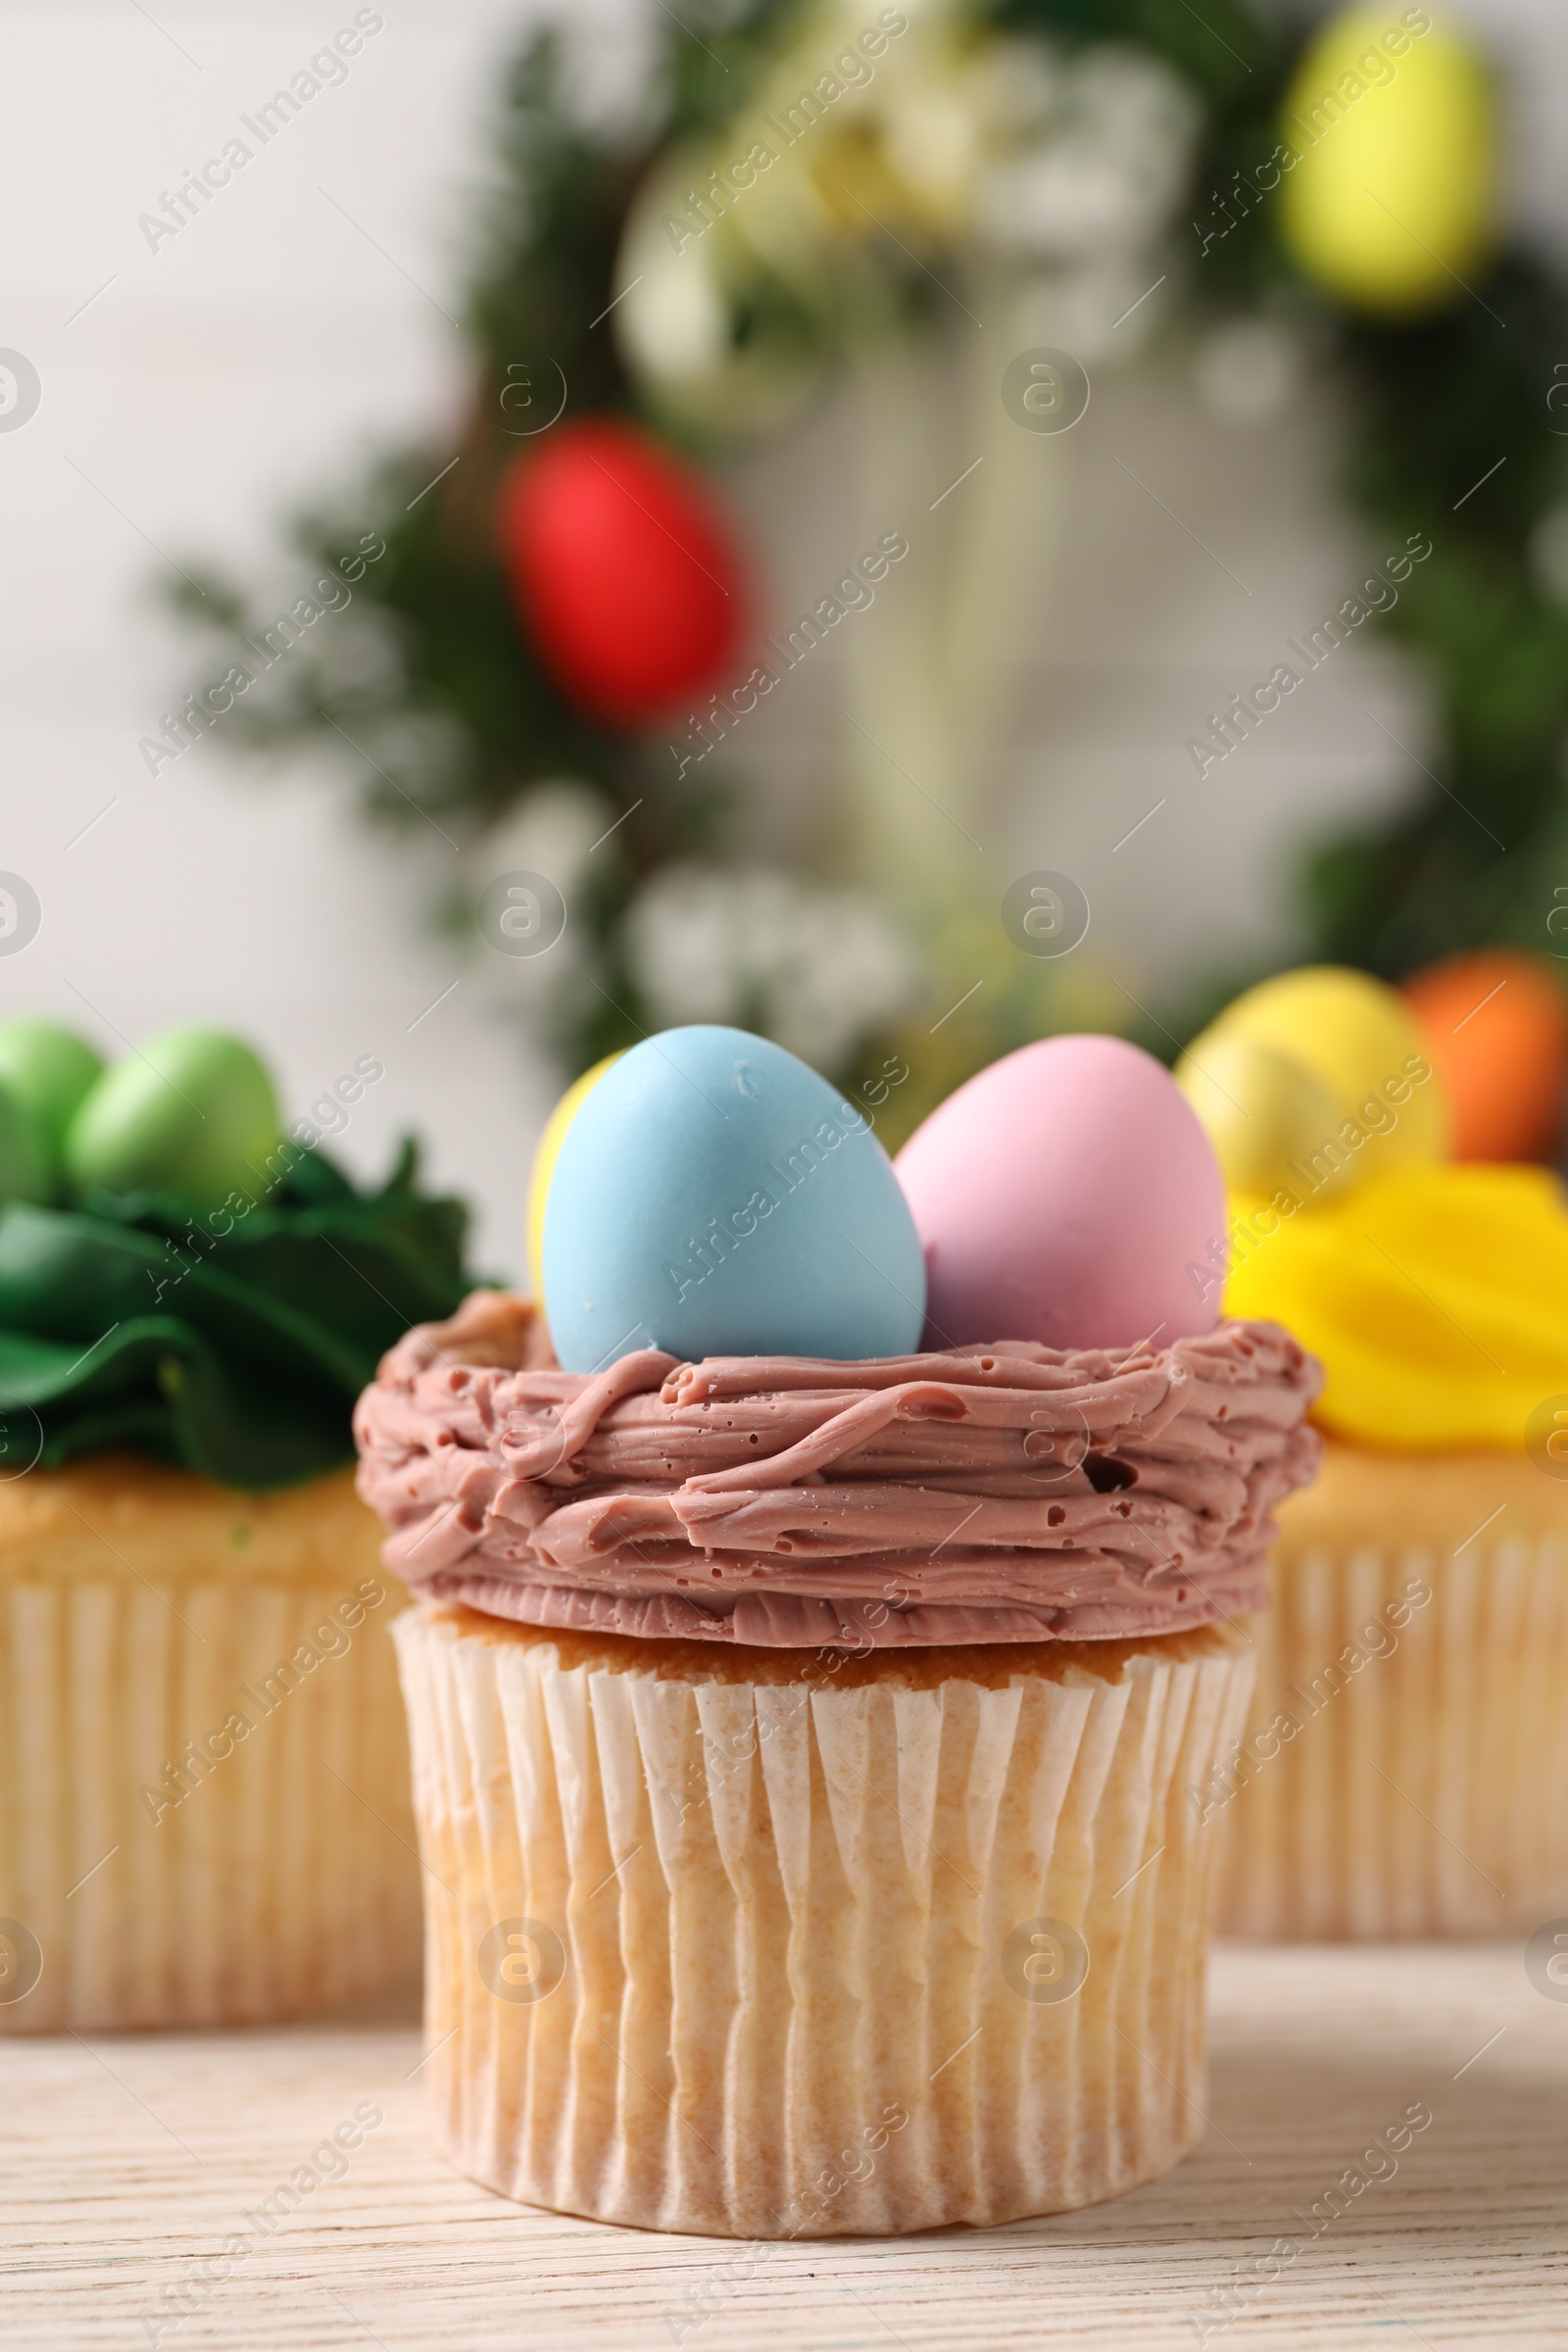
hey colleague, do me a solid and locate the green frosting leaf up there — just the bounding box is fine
[0,1139,470,1491]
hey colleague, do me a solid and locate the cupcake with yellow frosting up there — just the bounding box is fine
[1178,964,1568,1939]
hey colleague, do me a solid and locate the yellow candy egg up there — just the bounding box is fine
[1279,6,1494,316]
[1175,1033,1346,1203]
[1184,965,1449,1206]
[525,1052,622,1304]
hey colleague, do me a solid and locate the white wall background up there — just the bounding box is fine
[3,0,1565,1278]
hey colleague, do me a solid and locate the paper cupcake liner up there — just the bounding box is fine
[1215,1523,1568,1939]
[0,1463,420,2032]
[395,1602,1254,2238]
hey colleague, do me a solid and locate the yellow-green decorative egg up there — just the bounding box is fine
[0,1019,103,1200]
[1182,965,1450,1203]
[1279,6,1494,315]
[1174,1034,1345,1203]
[525,1052,622,1304]
[0,1019,103,1157]
[65,1027,282,1213]
[0,1080,50,1207]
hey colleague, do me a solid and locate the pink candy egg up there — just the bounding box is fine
[893,1035,1226,1352]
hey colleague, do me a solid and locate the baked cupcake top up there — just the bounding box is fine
[354,1289,1322,1646]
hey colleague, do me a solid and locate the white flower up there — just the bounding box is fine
[622,864,917,1071]
[473,778,614,904]
[615,146,736,388]
[974,45,1200,265]
[973,38,1063,140]
[613,141,829,439]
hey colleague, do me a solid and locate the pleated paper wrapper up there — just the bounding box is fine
[0,1457,421,2032]
[395,1602,1254,2239]
[1215,1445,1568,1939]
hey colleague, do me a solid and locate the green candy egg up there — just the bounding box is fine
[0,1079,51,1207]
[66,1026,283,1213]
[0,1018,105,1160]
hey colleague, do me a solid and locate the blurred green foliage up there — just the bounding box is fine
[170,0,1568,1082]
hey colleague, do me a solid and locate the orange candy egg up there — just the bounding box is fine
[1398,950,1568,1161]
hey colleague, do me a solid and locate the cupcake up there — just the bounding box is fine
[0,1019,472,2031]
[358,1026,1321,2236]
[1178,964,1568,1938]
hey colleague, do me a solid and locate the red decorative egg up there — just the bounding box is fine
[498,419,746,728]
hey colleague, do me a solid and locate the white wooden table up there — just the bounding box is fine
[5,1945,1565,2351]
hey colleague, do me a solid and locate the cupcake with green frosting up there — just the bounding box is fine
[0,1019,472,2031]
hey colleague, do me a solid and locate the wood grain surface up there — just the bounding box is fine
[4,1943,1565,2350]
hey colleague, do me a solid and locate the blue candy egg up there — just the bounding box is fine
[541,1026,927,1372]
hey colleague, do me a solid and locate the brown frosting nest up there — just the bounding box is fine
[354,1290,1323,1648]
